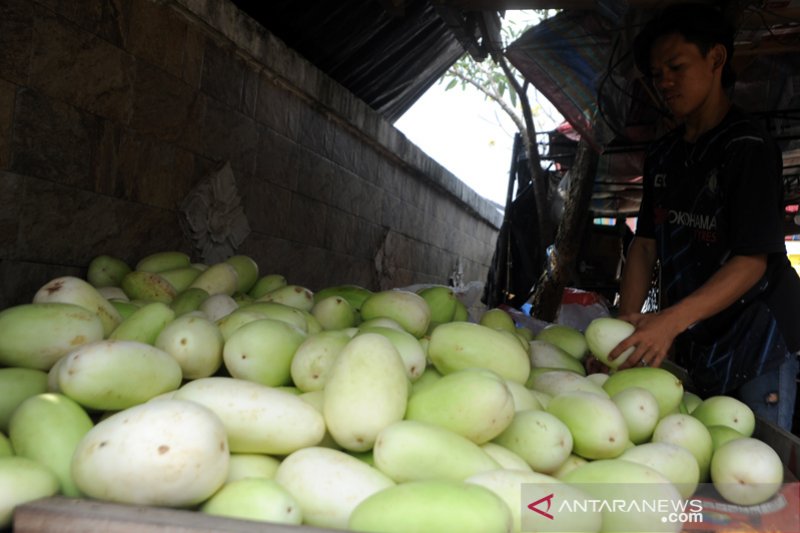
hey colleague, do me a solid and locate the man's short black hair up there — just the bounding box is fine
[633,2,737,88]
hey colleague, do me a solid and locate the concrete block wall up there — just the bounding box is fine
[0,0,502,308]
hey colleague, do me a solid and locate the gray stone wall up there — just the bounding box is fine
[0,0,502,308]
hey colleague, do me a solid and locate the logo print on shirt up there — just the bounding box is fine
[668,211,717,230]
[705,169,718,195]
[654,174,667,188]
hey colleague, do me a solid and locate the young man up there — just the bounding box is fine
[607,3,800,430]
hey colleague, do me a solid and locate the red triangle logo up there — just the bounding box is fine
[527,493,555,520]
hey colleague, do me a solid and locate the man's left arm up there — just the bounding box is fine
[611,254,767,369]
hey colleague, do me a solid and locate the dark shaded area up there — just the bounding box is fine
[230,0,466,122]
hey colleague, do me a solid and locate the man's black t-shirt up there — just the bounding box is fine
[636,106,800,395]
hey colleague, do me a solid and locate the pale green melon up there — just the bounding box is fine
[258,284,315,312]
[0,303,104,371]
[529,370,607,397]
[9,393,94,497]
[311,295,357,330]
[429,321,530,384]
[620,441,700,498]
[136,251,191,273]
[33,276,122,336]
[0,434,11,458]
[348,480,512,533]
[173,377,324,455]
[652,413,713,482]
[0,456,60,528]
[602,367,684,418]
[360,290,431,338]
[57,340,182,411]
[405,368,515,444]
[71,399,229,507]
[503,380,542,411]
[223,318,307,387]
[290,330,351,392]
[356,326,427,381]
[275,446,395,530]
[707,424,746,451]
[87,254,131,288]
[216,309,268,341]
[158,267,202,293]
[312,284,372,313]
[682,390,703,414]
[479,308,516,333]
[416,286,457,325]
[188,262,239,296]
[226,453,280,483]
[562,459,683,533]
[372,420,499,482]
[479,442,532,472]
[691,395,755,437]
[546,391,629,460]
[249,274,287,299]
[550,454,588,479]
[535,324,588,360]
[466,469,601,533]
[0,368,48,431]
[323,334,408,452]
[610,386,660,444]
[410,366,443,395]
[224,255,259,294]
[710,437,783,506]
[198,294,238,322]
[237,302,310,332]
[201,478,301,525]
[493,409,573,474]
[154,313,223,379]
[584,317,635,368]
[529,340,586,375]
[108,301,175,345]
[585,373,609,387]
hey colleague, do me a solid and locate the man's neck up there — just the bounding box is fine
[683,91,732,142]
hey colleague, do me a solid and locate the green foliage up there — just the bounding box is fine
[439,10,557,137]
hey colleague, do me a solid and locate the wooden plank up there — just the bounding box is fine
[14,497,345,533]
[755,418,800,482]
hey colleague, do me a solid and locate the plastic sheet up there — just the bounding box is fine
[179,161,251,264]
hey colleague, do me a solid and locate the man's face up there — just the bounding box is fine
[648,33,721,120]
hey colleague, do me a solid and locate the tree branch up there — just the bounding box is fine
[449,69,526,134]
[496,54,553,253]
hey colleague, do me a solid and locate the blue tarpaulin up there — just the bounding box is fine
[505,6,800,216]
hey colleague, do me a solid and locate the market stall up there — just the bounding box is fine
[2,0,800,532]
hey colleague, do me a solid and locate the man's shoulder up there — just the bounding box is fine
[717,108,783,172]
[713,106,772,146]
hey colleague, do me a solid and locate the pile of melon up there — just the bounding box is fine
[0,251,788,532]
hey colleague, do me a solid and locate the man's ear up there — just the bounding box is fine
[710,43,727,70]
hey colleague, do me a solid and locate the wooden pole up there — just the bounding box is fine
[529,125,600,322]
